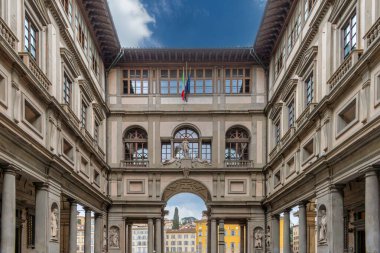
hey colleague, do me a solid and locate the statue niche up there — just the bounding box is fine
[109,226,120,248]
[50,202,59,240]
[318,205,327,245]
[254,227,264,250]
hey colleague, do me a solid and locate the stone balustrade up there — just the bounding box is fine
[224,159,254,168]
[19,52,51,92]
[327,49,363,92]
[120,160,149,168]
[365,16,380,48]
[0,17,18,50]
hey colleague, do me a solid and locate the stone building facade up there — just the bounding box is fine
[255,0,380,252]
[0,0,379,253]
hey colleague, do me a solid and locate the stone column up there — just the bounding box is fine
[218,220,225,253]
[94,214,103,253]
[0,165,18,253]
[283,210,291,253]
[128,224,133,253]
[246,219,253,253]
[207,219,211,253]
[155,218,162,253]
[240,224,245,253]
[148,218,154,253]
[271,215,280,253]
[84,207,92,253]
[69,201,78,253]
[210,219,217,253]
[329,186,344,253]
[298,203,307,253]
[365,170,380,252]
[35,183,49,253]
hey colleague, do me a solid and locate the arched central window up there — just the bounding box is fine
[161,126,211,162]
[225,127,249,161]
[173,128,199,159]
[124,128,148,163]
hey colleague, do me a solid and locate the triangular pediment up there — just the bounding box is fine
[296,46,318,77]
[31,0,51,26]
[60,48,80,78]
[328,0,354,24]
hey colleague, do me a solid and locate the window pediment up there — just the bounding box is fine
[60,48,80,78]
[328,0,354,24]
[27,0,50,26]
[296,46,318,77]
[79,80,94,102]
[280,78,298,102]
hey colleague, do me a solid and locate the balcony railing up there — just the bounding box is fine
[0,17,18,50]
[296,103,318,128]
[365,17,380,48]
[121,160,149,168]
[224,159,254,168]
[327,49,363,92]
[19,52,51,92]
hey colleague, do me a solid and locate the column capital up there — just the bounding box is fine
[271,213,280,219]
[364,169,379,178]
[283,208,292,214]
[360,164,380,175]
[34,182,49,191]
[94,213,103,219]
[329,184,345,193]
[1,164,20,175]
[297,200,309,207]
[68,198,77,205]
[83,206,92,213]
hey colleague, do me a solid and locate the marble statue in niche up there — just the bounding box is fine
[109,226,120,248]
[51,203,59,239]
[319,209,327,243]
[254,228,264,249]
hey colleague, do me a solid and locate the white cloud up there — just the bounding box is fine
[108,0,156,47]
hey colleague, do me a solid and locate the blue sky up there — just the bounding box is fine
[165,193,206,220]
[108,0,266,48]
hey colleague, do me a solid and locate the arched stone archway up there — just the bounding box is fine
[162,178,211,203]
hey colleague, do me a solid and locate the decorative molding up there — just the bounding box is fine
[328,0,354,24]
[60,48,80,78]
[295,46,318,77]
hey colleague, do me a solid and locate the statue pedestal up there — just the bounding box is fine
[180,158,192,169]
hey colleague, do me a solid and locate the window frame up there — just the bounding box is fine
[304,72,314,107]
[124,127,149,162]
[24,15,38,61]
[63,73,73,106]
[122,69,149,95]
[225,127,250,161]
[342,12,357,59]
[224,68,251,94]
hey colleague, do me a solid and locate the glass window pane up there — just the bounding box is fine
[245,68,250,77]
[225,69,230,78]
[170,70,177,78]
[161,70,168,78]
[196,69,203,78]
[170,80,177,94]
[123,70,128,78]
[142,81,149,94]
[205,80,212,94]
[225,80,231,93]
[196,80,203,94]
[143,70,148,78]
[161,81,168,94]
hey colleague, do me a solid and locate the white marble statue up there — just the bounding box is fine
[255,229,263,248]
[182,138,189,158]
[265,226,271,248]
[51,207,58,238]
[319,209,327,242]
[109,226,120,248]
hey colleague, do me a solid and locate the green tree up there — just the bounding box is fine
[172,207,180,229]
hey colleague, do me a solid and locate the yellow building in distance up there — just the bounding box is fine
[195,220,241,253]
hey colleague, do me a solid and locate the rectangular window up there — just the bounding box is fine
[201,142,211,162]
[161,142,171,162]
[288,100,295,128]
[24,100,42,132]
[24,16,38,60]
[93,170,100,185]
[305,0,317,20]
[94,120,100,144]
[75,11,87,51]
[60,0,72,23]
[123,69,149,95]
[63,139,74,160]
[337,98,357,133]
[224,68,250,94]
[63,74,72,105]
[275,47,284,76]
[302,139,314,162]
[343,13,357,58]
[274,120,281,145]
[81,100,87,128]
[305,73,314,106]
